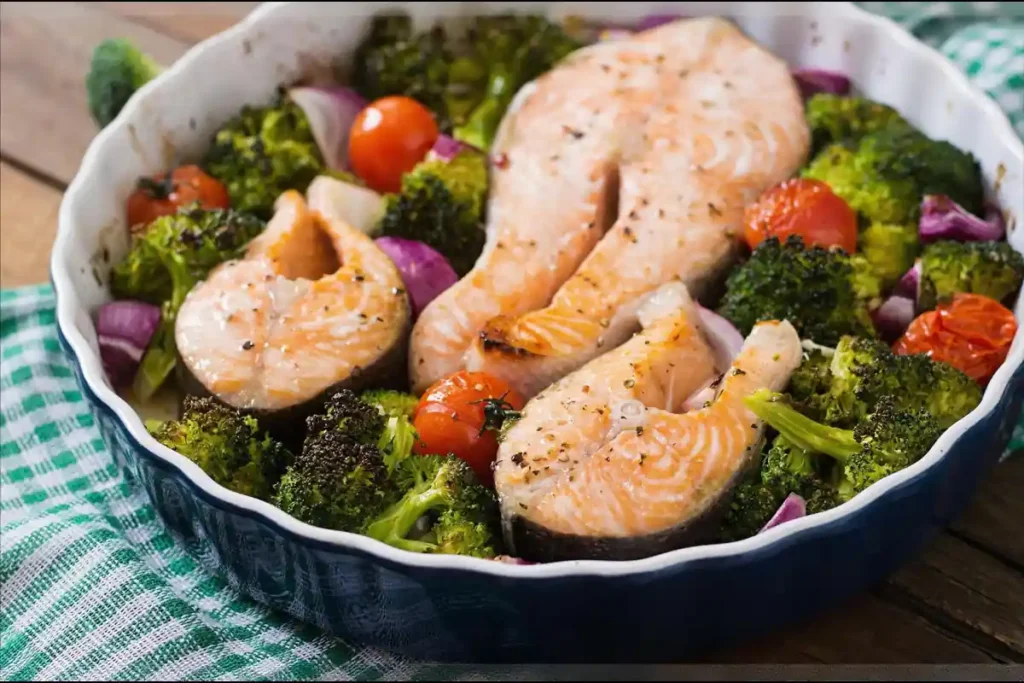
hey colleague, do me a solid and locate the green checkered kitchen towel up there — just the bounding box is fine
[2,5,1023,681]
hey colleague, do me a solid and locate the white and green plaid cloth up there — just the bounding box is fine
[2,4,1023,680]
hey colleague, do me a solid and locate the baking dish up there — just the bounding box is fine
[53,1,1024,662]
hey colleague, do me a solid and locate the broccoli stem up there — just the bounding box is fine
[364,487,446,549]
[133,251,195,401]
[744,389,861,461]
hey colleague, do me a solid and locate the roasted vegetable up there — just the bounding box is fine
[377,147,489,276]
[109,207,266,399]
[804,93,907,155]
[86,39,162,128]
[203,93,326,219]
[149,396,291,501]
[716,236,880,347]
[918,240,1024,311]
[858,221,921,289]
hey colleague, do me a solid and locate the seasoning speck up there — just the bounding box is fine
[708,202,722,217]
[242,340,254,350]
[636,426,644,437]
[624,379,635,389]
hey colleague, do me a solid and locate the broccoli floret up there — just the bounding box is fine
[273,390,410,532]
[149,396,291,501]
[805,93,908,155]
[919,240,1024,311]
[202,93,325,219]
[804,127,984,226]
[827,336,982,429]
[110,207,266,399]
[86,39,163,128]
[716,236,877,347]
[719,474,781,543]
[760,435,825,501]
[378,148,488,275]
[787,347,835,421]
[746,391,941,501]
[365,454,500,558]
[360,389,419,473]
[452,15,583,151]
[858,222,921,290]
[351,15,459,129]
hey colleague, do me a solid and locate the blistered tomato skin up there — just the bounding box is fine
[894,293,1017,384]
[412,371,525,487]
[348,96,440,194]
[744,178,858,254]
[126,165,231,230]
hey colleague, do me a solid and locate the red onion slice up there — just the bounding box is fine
[681,379,718,412]
[288,86,367,171]
[374,237,459,318]
[428,134,482,162]
[919,194,1005,243]
[493,555,534,565]
[872,294,916,343]
[96,300,161,388]
[697,306,744,371]
[792,68,852,99]
[760,493,807,533]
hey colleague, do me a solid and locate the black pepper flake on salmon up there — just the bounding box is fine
[678,69,689,78]
[624,379,636,389]
[519,503,528,510]
[601,64,611,73]
[511,452,526,467]
[732,368,747,376]
[358,313,368,321]
[562,125,585,139]
[376,316,385,323]
[354,274,365,282]
[708,203,722,218]
[639,454,647,466]
[242,340,254,350]
[636,426,644,437]
[628,210,639,220]
[587,221,596,229]
[392,287,405,296]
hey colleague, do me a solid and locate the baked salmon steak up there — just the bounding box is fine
[411,16,810,398]
[174,191,411,435]
[494,283,803,562]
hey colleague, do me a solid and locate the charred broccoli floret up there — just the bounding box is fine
[365,453,501,558]
[377,148,488,276]
[719,472,782,543]
[452,15,583,151]
[717,236,880,347]
[109,207,266,399]
[786,346,836,421]
[747,391,941,502]
[86,39,163,128]
[805,93,908,155]
[919,240,1024,310]
[149,396,291,501]
[202,92,325,219]
[760,435,829,502]
[273,390,416,532]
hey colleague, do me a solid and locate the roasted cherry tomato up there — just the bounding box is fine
[894,293,1017,385]
[744,178,858,253]
[126,165,230,230]
[348,96,439,194]
[412,371,525,487]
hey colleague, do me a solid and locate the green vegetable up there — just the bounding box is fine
[858,221,921,290]
[202,93,325,219]
[377,148,489,276]
[148,396,291,501]
[719,470,782,542]
[452,15,583,151]
[919,240,1024,310]
[746,390,942,502]
[786,347,835,421]
[804,125,984,226]
[109,207,266,399]
[816,336,982,429]
[273,389,415,532]
[805,93,908,155]
[365,453,501,558]
[86,39,163,128]
[716,236,880,347]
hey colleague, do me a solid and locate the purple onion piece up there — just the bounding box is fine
[635,14,685,31]
[288,86,367,170]
[872,294,917,343]
[697,306,744,371]
[96,300,162,388]
[792,68,852,99]
[895,260,922,300]
[493,555,534,565]
[760,493,807,533]
[919,194,1005,243]
[374,237,458,318]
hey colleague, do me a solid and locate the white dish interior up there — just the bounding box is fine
[53,1,1024,577]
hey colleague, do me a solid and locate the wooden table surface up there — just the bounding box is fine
[0,1,1021,667]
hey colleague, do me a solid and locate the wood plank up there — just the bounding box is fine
[951,456,1024,570]
[884,533,1024,660]
[0,2,191,184]
[706,593,999,664]
[0,163,63,287]
[95,2,257,44]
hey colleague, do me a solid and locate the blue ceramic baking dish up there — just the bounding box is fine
[52,1,1024,663]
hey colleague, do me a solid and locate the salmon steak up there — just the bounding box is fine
[175,190,411,427]
[494,283,802,562]
[410,16,810,398]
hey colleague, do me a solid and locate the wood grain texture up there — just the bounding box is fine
[951,456,1024,570]
[0,163,63,287]
[95,2,257,44]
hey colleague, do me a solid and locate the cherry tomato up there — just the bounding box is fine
[126,165,230,231]
[744,178,858,253]
[348,96,439,194]
[412,371,525,487]
[894,293,1017,385]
